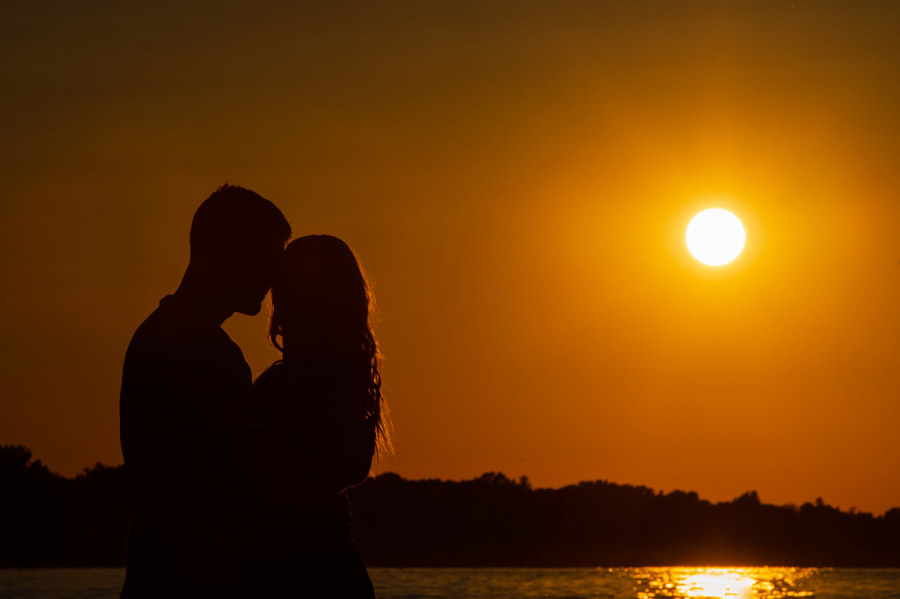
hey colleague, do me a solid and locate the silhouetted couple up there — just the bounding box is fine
[119,185,390,598]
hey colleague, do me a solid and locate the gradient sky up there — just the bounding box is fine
[3,1,900,514]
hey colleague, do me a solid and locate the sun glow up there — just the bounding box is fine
[686,208,746,266]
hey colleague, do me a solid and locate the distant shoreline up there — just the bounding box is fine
[3,446,899,568]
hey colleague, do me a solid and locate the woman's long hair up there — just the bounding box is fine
[269,235,392,457]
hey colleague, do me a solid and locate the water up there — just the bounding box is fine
[0,567,897,599]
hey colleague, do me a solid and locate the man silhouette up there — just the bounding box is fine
[119,185,291,598]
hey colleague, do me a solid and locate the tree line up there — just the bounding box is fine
[2,445,898,567]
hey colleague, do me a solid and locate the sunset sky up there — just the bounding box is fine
[2,1,900,514]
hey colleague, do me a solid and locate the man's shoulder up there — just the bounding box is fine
[121,298,253,399]
[126,302,197,362]
[253,362,286,393]
[124,298,237,367]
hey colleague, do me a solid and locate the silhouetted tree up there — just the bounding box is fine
[0,445,127,567]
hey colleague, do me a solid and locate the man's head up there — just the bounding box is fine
[189,184,292,315]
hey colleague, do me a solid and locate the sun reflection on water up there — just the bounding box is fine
[681,572,753,598]
[629,567,816,599]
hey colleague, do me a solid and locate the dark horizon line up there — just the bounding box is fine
[11,444,895,518]
[366,471,900,519]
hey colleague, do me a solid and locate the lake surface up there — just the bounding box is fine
[0,567,898,598]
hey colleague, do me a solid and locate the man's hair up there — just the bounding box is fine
[190,184,291,259]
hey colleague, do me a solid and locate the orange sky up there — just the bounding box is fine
[2,1,900,514]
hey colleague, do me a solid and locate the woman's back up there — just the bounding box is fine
[254,356,377,598]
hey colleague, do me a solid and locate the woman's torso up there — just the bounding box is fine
[254,357,376,543]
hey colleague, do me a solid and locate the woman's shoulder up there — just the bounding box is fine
[255,357,353,390]
[272,355,358,379]
[260,356,364,408]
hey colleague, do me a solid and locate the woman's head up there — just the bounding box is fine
[270,235,370,353]
[269,234,391,455]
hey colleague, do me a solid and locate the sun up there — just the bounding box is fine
[686,208,746,266]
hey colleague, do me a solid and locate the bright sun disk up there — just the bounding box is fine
[686,208,746,266]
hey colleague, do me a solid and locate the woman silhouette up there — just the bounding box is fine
[254,235,390,597]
